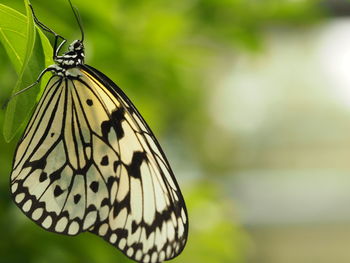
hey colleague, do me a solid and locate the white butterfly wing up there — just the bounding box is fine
[11,75,111,235]
[81,66,188,263]
[11,65,188,263]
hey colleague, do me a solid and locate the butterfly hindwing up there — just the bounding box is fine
[11,74,111,235]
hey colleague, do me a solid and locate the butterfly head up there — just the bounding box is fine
[69,39,84,52]
[56,40,85,68]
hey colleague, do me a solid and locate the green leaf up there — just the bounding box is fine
[0,4,27,74]
[1,0,53,142]
[36,26,53,95]
[37,28,53,68]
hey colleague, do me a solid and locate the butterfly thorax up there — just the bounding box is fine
[54,40,85,69]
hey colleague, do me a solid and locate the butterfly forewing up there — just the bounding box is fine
[81,67,188,262]
[10,65,188,263]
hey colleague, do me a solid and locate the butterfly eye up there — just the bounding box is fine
[73,41,82,49]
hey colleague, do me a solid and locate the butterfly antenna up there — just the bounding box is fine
[68,0,84,42]
[29,4,59,37]
[29,3,67,59]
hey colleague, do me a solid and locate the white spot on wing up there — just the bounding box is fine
[42,216,52,229]
[99,205,109,221]
[118,238,126,250]
[159,251,165,262]
[32,208,43,220]
[15,193,25,203]
[98,223,108,236]
[181,208,187,223]
[110,233,117,243]
[178,217,184,237]
[171,213,177,227]
[11,182,18,193]
[68,221,79,235]
[22,199,32,212]
[127,247,134,257]
[135,250,142,261]
[83,210,97,230]
[151,252,158,263]
[167,221,175,241]
[56,217,68,232]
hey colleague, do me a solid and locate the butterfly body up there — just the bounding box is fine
[55,40,85,67]
[10,6,188,262]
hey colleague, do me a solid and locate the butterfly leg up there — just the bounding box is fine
[2,66,58,109]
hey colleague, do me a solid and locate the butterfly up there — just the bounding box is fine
[9,1,188,263]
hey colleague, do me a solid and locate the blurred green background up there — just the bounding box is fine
[1,0,350,262]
